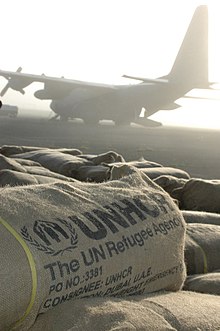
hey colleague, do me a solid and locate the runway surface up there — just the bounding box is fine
[1,116,220,179]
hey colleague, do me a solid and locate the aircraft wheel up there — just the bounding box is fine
[60,115,69,122]
[114,119,130,126]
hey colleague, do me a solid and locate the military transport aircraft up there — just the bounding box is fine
[0,6,211,126]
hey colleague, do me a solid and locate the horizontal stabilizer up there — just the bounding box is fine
[209,83,220,90]
[162,103,181,110]
[122,75,168,84]
[184,95,220,101]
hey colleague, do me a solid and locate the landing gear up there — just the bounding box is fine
[82,113,100,125]
[50,114,60,121]
[60,114,69,122]
[83,118,99,125]
[50,113,70,122]
[114,118,131,126]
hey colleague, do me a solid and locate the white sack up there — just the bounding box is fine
[0,167,186,331]
[0,154,27,173]
[154,175,188,197]
[10,150,94,177]
[0,169,74,187]
[182,210,220,226]
[173,178,220,212]
[78,151,125,164]
[111,159,163,169]
[183,272,220,295]
[72,165,111,182]
[141,167,190,180]
[29,291,220,331]
[185,223,220,275]
[0,145,82,157]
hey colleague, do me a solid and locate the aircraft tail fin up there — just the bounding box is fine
[167,5,209,88]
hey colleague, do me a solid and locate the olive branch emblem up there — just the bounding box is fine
[20,218,78,256]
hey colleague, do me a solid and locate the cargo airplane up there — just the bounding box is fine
[0,6,211,126]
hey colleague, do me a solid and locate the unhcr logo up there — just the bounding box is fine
[21,219,78,256]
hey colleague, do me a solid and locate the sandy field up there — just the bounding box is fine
[1,116,220,179]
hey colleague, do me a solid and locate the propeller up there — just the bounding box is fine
[0,83,10,96]
[0,67,23,96]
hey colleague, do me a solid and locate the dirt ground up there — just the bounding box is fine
[1,116,220,179]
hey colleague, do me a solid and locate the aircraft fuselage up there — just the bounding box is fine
[49,81,190,124]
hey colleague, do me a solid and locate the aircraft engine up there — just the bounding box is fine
[0,67,31,96]
[34,90,51,100]
[34,87,72,100]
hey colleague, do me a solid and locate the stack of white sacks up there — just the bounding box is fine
[0,145,219,331]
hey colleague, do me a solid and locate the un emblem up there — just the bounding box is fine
[21,218,78,256]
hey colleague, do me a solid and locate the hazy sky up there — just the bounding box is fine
[1,0,220,128]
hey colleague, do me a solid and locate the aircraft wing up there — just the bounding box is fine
[0,69,116,97]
